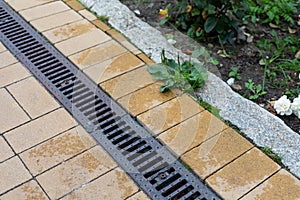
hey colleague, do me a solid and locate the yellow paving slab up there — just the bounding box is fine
[101,66,155,99]
[69,40,127,70]
[118,82,176,116]
[43,19,96,44]
[241,169,300,200]
[181,128,253,179]
[0,180,48,200]
[5,0,54,11]
[138,94,204,135]
[79,9,97,21]
[5,108,77,153]
[0,88,29,133]
[206,148,280,199]
[0,42,6,52]
[0,63,30,88]
[92,19,111,32]
[20,126,97,176]
[65,0,85,11]
[83,52,144,84]
[0,136,14,162]
[7,77,60,119]
[19,1,70,21]
[55,28,111,56]
[61,168,139,200]
[0,51,18,69]
[158,110,227,156]
[30,9,82,32]
[37,145,117,199]
[0,156,31,194]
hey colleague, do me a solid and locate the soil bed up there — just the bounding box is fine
[120,0,300,133]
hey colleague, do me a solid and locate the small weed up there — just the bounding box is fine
[245,79,267,100]
[229,67,241,80]
[147,50,208,94]
[261,147,283,166]
[246,0,298,25]
[97,15,109,22]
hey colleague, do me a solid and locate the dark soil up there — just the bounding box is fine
[120,0,300,133]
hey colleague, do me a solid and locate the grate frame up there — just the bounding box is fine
[0,1,221,199]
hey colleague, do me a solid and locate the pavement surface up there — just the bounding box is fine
[0,0,299,199]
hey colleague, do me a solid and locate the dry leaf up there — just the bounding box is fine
[288,27,297,34]
[182,49,193,55]
[269,23,279,29]
[295,50,300,58]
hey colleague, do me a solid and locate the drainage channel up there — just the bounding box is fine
[0,1,221,200]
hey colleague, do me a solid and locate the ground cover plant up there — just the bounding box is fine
[121,0,300,133]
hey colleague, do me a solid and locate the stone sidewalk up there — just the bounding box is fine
[0,0,299,199]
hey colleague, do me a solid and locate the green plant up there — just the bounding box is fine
[245,79,267,100]
[261,147,283,165]
[284,87,300,99]
[147,50,208,93]
[160,0,249,44]
[246,0,298,25]
[229,67,241,80]
[257,31,300,90]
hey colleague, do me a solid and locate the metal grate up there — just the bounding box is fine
[0,1,221,199]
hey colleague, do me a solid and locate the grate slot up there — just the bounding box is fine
[85,103,110,118]
[127,146,152,161]
[0,2,221,199]
[102,121,126,134]
[42,63,64,74]
[155,173,181,191]
[144,162,170,179]
[30,53,53,64]
[27,49,49,60]
[1,23,19,32]
[171,185,194,200]
[37,59,60,70]
[138,156,164,173]
[184,191,203,200]
[117,135,140,149]
[133,151,158,167]
[51,73,74,84]
[162,179,187,197]
[71,91,94,104]
[62,83,85,96]
[97,116,121,130]
[106,125,130,139]
[111,130,135,145]
[78,97,102,112]
[23,45,44,55]
[178,190,201,200]
[122,141,147,156]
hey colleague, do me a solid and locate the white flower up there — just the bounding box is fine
[274,95,293,115]
[291,95,300,118]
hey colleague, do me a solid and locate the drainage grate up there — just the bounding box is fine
[0,1,221,199]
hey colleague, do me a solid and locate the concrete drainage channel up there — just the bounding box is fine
[0,1,221,199]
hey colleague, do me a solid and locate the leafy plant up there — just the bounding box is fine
[160,0,249,44]
[229,67,241,80]
[245,79,267,100]
[261,147,283,166]
[147,50,208,93]
[246,0,298,25]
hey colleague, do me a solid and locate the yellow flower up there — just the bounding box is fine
[186,5,192,13]
[202,10,207,20]
[159,8,169,17]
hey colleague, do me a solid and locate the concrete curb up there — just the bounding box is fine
[80,0,300,178]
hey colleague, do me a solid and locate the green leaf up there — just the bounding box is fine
[159,17,169,26]
[204,17,218,33]
[147,65,169,80]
